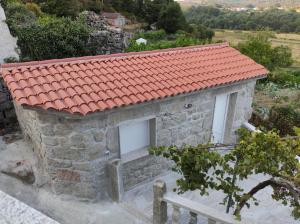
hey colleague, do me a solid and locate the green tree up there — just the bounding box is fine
[185,6,300,33]
[150,128,300,220]
[238,32,293,71]
[157,1,186,34]
[191,24,215,41]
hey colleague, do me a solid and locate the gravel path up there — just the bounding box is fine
[0,4,18,63]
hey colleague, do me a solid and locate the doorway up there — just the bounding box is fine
[212,93,230,144]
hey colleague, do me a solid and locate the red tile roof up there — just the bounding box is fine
[0,43,268,115]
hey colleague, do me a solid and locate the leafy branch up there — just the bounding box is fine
[149,128,300,220]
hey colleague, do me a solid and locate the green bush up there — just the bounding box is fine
[3,56,19,63]
[126,36,203,53]
[40,0,80,18]
[269,69,300,88]
[238,32,293,71]
[252,106,300,136]
[17,16,91,60]
[267,106,300,136]
[136,30,167,41]
[190,24,215,41]
[25,2,42,16]
[0,0,20,9]
[80,0,103,13]
[5,1,37,36]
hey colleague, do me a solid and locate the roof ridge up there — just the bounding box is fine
[1,42,229,70]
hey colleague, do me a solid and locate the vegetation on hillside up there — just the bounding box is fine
[3,0,189,33]
[17,16,91,61]
[185,6,300,33]
[233,31,300,136]
[2,0,214,61]
[126,28,214,52]
[237,32,293,71]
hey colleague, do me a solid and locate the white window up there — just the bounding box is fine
[119,120,150,155]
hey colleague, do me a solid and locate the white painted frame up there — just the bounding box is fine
[118,116,156,162]
[212,93,230,144]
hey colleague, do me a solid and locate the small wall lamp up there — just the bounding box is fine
[184,103,193,109]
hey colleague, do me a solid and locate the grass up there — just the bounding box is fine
[213,29,300,67]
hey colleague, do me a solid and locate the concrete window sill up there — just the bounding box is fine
[121,147,150,163]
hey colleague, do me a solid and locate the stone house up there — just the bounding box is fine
[0,43,268,200]
[101,12,126,27]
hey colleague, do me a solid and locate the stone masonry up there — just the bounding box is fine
[82,11,129,55]
[14,79,256,200]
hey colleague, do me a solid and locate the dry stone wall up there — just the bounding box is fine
[82,11,128,55]
[15,80,256,199]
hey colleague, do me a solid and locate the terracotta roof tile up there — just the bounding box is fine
[0,43,268,115]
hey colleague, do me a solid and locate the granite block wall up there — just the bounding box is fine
[14,79,256,199]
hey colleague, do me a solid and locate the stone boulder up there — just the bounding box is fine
[0,160,35,184]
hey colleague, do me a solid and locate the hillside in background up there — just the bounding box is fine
[179,0,300,9]
[185,5,300,33]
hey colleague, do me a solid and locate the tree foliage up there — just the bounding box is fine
[269,69,300,89]
[39,0,81,18]
[17,16,91,61]
[185,6,300,33]
[157,1,186,34]
[252,106,300,136]
[150,128,300,220]
[237,32,293,71]
[5,1,37,36]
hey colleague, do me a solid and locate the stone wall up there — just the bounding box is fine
[0,77,18,134]
[82,11,129,55]
[122,156,171,192]
[15,79,257,200]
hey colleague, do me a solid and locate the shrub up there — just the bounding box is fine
[252,106,300,136]
[269,69,300,88]
[0,0,21,9]
[5,1,37,36]
[40,0,80,18]
[268,106,300,136]
[17,16,91,60]
[137,30,167,41]
[25,2,42,17]
[238,32,293,71]
[3,56,19,63]
[126,36,202,53]
[190,24,215,41]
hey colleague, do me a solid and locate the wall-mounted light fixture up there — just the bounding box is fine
[184,103,193,109]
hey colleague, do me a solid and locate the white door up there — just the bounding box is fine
[119,120,150,155]
[212,93,230,144]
